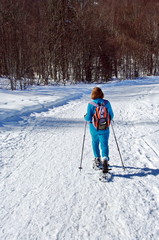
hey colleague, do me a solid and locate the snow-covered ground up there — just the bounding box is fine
[0,77,159,240]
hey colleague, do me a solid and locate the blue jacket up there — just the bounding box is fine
[84,98,114,134]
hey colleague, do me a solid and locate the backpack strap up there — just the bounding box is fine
[89,101,98,107]
[89,100,108,107]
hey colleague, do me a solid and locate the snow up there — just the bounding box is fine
[0,77,159,240]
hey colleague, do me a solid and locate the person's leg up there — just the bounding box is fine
[91,133,100,158]
[99,130,110,159]
[90,124,100,158]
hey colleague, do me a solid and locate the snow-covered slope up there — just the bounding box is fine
[0,77,159,240]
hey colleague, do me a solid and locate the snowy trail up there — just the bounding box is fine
[0,79,159,240]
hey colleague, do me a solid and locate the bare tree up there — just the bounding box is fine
[0,0,159,89]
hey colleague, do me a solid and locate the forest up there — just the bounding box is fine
[0,0,159,89]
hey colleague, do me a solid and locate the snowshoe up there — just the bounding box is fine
[99,171,112,182]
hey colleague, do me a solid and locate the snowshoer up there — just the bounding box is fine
[84,87,114,173]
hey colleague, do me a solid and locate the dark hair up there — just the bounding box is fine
[91,87,104,99]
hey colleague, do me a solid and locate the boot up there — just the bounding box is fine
[93,157,103,169]
[102,157,109,173]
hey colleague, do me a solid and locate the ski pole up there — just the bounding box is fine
[111,122,125,171]
[79,121,87,171]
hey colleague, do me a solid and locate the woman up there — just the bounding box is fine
[84,87,114,173]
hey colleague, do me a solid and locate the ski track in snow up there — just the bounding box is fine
[0,79,159,240]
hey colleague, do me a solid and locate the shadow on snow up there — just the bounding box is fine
[109,165,159,181]
[1,116,85,130]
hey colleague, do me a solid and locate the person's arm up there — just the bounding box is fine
[107,101,114,120]
[84,103,94,122]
